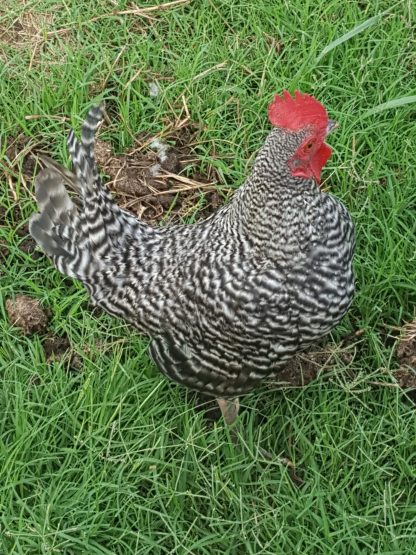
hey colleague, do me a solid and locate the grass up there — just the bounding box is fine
[1,0,416,553]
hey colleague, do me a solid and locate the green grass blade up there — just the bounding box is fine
[317,13,383,62]
[361,95,416,118]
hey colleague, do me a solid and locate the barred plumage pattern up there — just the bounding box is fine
[30,105,355,398]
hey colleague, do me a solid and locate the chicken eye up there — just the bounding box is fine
[305,141,314,151]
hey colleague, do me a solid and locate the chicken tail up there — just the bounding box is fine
[67,105,143,252]
[29,105,113,281]
[66,105,120,258]
[30,105,150,284]
[29,166,98,280]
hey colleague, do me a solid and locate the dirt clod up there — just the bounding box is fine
[43,335,70,359]
[6,294,49,335]
[42,334,82,370]
[394,367,416,389]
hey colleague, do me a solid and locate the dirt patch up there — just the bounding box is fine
[18,234,37,256]
[94,139,113,168]
[2,133,42,209]
[6,294,50,335]
[0,205,38,261]
[42,334,82,371]
[2,134,43,262]
[0,11,67,66]
[0,241,9,262]
[0,12,53,48]
[268,339,358,388]
[95,121,226,224]
[5,134,38,178]
[43,335,70,359]
[0,234,37,263]
[15,220,38,257]
[394,367,416,389]
[270,351,326,387]
[396,318,416,369]
[394,319,416,397]
[0,203,20,228]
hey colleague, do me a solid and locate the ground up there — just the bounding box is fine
[1,1,416,554]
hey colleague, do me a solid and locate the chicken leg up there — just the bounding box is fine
[216,397,240,426]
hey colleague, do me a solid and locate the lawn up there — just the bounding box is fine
[1,0,416,553]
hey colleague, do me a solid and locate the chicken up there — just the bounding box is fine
[29,91,355,428]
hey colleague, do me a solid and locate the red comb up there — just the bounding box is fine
[268,90,328,131]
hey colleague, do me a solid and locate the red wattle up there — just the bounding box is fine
[310,143,332,183]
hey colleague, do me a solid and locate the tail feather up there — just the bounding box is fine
[37,153,82,197]
[30,104,152,283]
[34,169,77,215]
[68,107,143,247]
[29,169,98,279]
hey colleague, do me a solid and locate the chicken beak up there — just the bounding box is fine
[326,120,338,135]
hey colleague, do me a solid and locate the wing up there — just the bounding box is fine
[148,259,293,397]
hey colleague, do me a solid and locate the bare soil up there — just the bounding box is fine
[94,122,225,224]
[0,205,38,264]
[0,12,54,49]
[0,11,71,66]
[394,318,416,391]
[5,134,38,177]
[268,338,358,388]
[6,294,50,335]
[42,334,82,371]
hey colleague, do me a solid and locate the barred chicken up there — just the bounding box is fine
[30,91,355,427]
